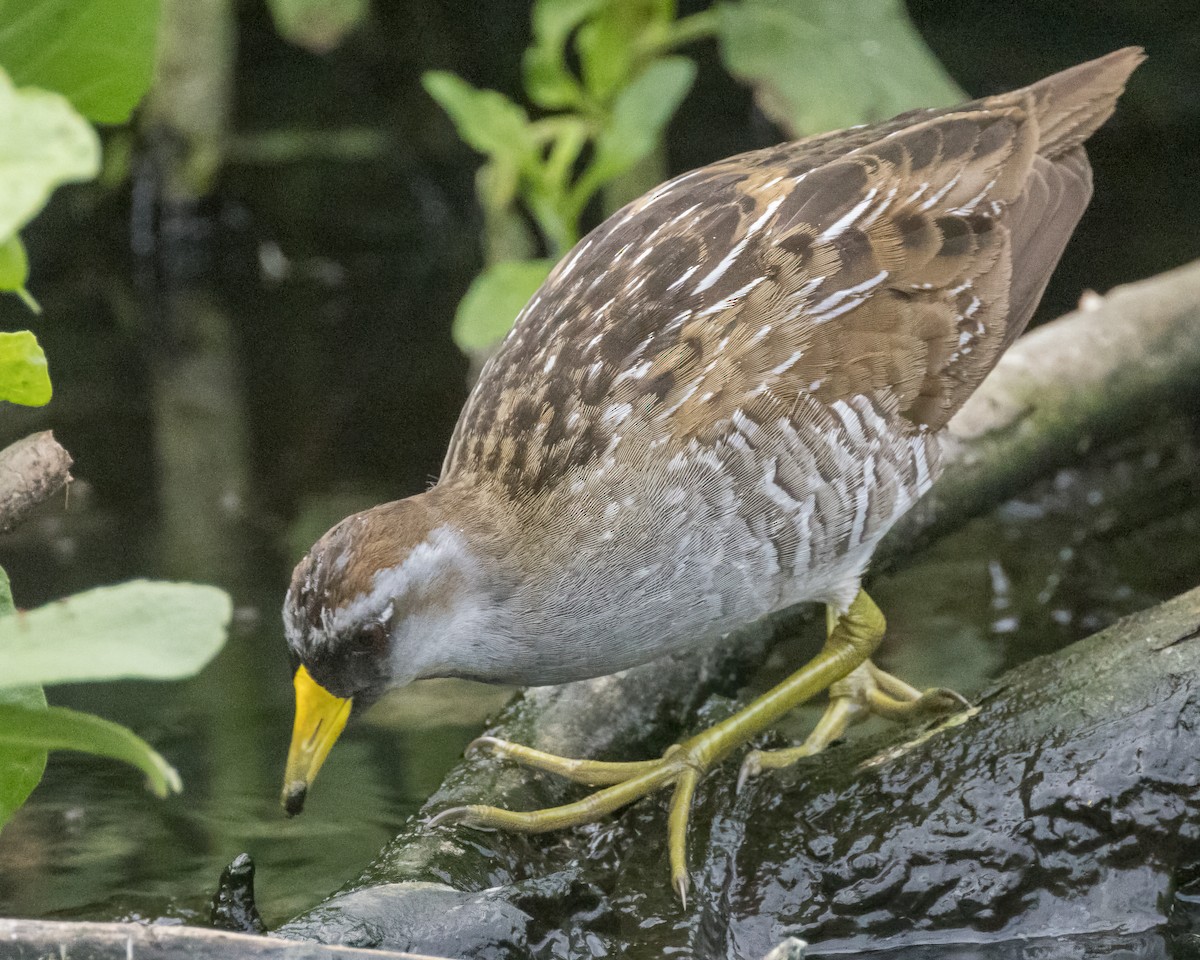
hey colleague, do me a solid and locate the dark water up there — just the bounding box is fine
[0,0,1198,948]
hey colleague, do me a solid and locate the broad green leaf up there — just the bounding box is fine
[0,234,38,311]
[577,4,639,103]
[452,258,556,352]
[0,0,161,123]
[0,580,232,688]
[422,72,537,171]
[0,687,47,831]
[522,0,604,109]
[267,0,368,54]
[579,56,695,194]
[0,69,100,240]
[716,0,963,137]
[0,569,45,832]
[0,331,51,406]
[0,702,180,797]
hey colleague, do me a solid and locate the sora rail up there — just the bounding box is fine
[281,49,1142,901]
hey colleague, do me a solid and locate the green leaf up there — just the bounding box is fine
[0,68,101,240]
[422,71,537,170]
[0,232,27,288]
[0,331,51,406]
[0,569,45,832]
[0,580,232,688]
[0,702,180,797]
[452,258,556,352]
[716,0,964,137]
[0,0,162,124]
[579,56,695,195]
[0,687,48,832]
[0,566,13,617]
[266,0,368,54]
[0,234,38,311]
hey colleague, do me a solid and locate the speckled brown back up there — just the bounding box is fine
[443,49,1142,500]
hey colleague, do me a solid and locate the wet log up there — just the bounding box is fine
[267,263,1200,954]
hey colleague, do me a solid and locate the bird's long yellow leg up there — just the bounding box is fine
[430,588,887,903]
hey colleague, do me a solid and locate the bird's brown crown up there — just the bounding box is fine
[288,497,439,626]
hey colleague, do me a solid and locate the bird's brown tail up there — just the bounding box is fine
[1016,46,1145,157]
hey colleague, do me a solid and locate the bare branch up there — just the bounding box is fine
[0,432,74,535]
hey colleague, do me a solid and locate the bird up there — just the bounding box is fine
[280,48,1142,902]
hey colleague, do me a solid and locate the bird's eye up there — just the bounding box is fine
[356,621,389,655]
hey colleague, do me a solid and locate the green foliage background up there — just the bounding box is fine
[0,0,231,833]
[429,0,961,352]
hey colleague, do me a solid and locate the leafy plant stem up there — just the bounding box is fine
[543,123,589,191]
[528,192,579,257]
[660,8,721,52]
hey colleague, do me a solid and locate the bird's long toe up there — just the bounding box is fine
[739,659,971,787]
[466,735,665,786]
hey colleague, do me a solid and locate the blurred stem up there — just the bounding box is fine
[148,294,251,583]
[143,0,234,197]
[527,192,579,258]
[659,8,720,52]
[543,124,589,193]
[602,144,667,217]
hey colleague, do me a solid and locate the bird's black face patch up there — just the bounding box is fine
[300,623,392,707]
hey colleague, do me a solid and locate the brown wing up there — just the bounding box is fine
[443,48,1142,496]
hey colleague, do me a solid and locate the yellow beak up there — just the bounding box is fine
[281,665,352,816]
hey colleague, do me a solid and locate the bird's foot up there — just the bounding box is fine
[738,659,969,787]
[429,588,890,905]
[429,735,723,905]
